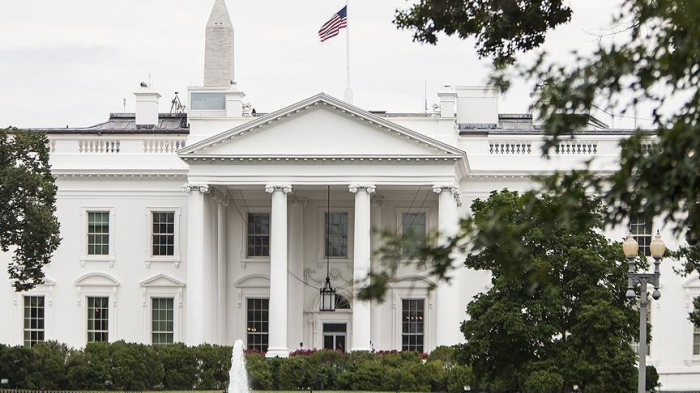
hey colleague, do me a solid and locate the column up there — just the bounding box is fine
[216,201,228,344]
[288,196,306,350]
[433,184,462,347]
[349,184,375,351]
[184,183,210,345]
[370,196,384,349]
[265,184,292,358]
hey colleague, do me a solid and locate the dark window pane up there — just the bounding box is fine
[247,213,270,257]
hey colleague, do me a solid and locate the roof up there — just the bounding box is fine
[27,113,189,134]
[179,92,468,159]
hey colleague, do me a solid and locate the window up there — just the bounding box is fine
[325,212,348,258]
[694,325,700,356]
[247,213,270,257]
[87,212,110,255]
[630,215,652,257]
[402,299,425,352]
[323,323,347,352]
[152,212,175,256]
[247,298,269,351]
[402,212,426,255]
[152,298,174,345]
[191,93,225,110]
[87,296,109,343]
[335,295,351,310]
[24,296,45,347]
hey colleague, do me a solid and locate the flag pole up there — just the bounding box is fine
[343,0,353,104]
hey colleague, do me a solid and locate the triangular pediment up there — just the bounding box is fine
[179,94,467,159]
[140,274,185,288]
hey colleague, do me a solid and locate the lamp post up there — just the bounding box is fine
[623,232,665,393]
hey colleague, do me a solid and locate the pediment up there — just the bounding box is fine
[235,274,270,288]
[179,94,466,160]
[75,273,119,287]
[140,274,185,288]
[684,275,700,289]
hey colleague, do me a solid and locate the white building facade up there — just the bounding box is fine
[2,0,700,390]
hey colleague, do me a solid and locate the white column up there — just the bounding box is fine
[216,201,228,344]
[184,183,210,345]
[288,196,306,350]
[265,184,292,358]
[349,184,375,351]
[370,196,384,350]
[433,184,462,347]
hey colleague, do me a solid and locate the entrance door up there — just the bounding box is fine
[323,323,347,352]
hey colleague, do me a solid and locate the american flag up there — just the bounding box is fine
[318,6,347,42]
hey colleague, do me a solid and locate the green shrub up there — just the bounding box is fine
[246,352,273,390]
[0,341,470,391]
[25,341,71,389]
[523,370,565,393]
[194,344,231,390]
[447,364,474,393]
[646,365,660,392]
[157,343,198,389]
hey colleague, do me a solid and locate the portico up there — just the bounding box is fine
[178,94,469,356]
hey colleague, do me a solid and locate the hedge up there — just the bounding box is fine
[0,342,471,392]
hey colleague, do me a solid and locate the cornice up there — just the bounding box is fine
[181,155,461,165]
[54,172,187,180]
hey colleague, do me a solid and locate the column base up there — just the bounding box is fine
[265,348,290,358]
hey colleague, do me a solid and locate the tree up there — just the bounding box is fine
[0,127,61,291]
[359,0,700,322]
[395,0,572,67]
[458,190,637,391]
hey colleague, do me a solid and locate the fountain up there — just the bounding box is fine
[227,339,249,393]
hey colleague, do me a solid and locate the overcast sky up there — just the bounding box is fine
[0,0,635,128]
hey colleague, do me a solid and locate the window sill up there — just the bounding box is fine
[145,256,181,268]
[241,258,270,268]
[80,257,115,268]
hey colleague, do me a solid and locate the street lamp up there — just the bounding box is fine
[624,232,665,393]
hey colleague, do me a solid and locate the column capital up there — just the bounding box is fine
[265,184,293,194]
[432,184,463,206]
[349,184,376,194]
[432,183,458,194]
[183,183,210,194]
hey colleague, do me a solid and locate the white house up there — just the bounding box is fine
[1,0,700,390]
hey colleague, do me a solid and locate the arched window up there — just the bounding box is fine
[336,295,351,310]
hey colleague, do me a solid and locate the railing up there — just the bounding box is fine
[489,141,533,155]
[143,139,186,153]
[553,141,597,155]
[78,140,120,154]
[48,137,187,155]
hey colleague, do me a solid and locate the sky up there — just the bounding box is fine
[0,0,636,128]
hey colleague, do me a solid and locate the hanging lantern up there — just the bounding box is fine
[319,185,336,312]
[320,277,336,312]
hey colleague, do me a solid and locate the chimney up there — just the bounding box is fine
[134,91,161,126]
[455,86,499,125]
[437,85,457,118]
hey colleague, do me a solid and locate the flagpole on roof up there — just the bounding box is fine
[343,0,353,104]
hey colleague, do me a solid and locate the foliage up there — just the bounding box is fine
[0,343,463,391]
[394,0,572,67]
[0,127,61,291]
[646,365,660,392]
[458,190,637,391]
[372,0,700,327]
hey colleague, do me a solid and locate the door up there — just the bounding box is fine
[323,323,347,352]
